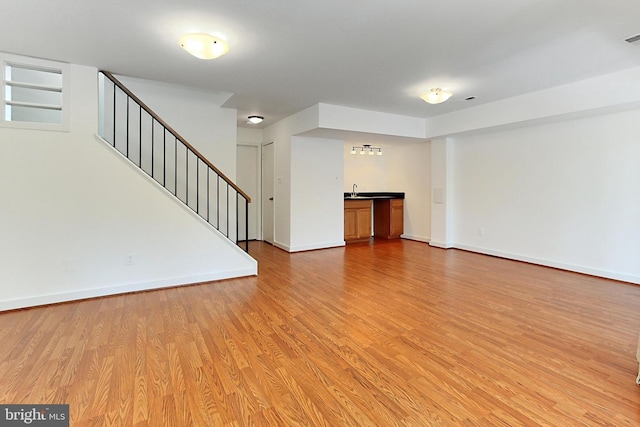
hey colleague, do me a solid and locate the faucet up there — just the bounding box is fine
[352,183,358,197]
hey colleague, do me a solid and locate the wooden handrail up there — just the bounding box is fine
[101,71,251,203]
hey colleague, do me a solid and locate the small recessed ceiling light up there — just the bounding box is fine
[247,115,264,124]
[465,96,476,101]
[625,34,640,45]
[179,33,229,59]
[420,88,453,104]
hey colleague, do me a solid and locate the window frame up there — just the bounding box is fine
[1,52,70,132]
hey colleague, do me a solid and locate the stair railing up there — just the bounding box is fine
[98,71,250,252]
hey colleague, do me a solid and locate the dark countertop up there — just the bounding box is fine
[344,192,404,200]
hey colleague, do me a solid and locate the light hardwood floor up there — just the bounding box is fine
[1,240,639,426]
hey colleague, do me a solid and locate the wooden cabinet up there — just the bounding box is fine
[374,199,403,239]
[344,199,372,243]
[345,197,403,242]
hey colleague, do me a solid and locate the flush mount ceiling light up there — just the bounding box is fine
[179,33,229,59]
[247,115,264,124]
[350,144,382,156]
[420,88,453,104]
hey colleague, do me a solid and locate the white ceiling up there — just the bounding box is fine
[2,0,640,129]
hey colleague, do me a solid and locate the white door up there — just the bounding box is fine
[262,142,275,244]
[236,145,259,240]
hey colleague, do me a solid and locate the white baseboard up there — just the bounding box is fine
[272,240,291,252]
[0,268,257,312]
[271,240,346,253]
[454,244,640,285]
[429,240,455,249]
[401,234,430,243]
[289,241,346,253]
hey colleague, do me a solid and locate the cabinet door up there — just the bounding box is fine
[390,199,404,237]
[344,208,358,240]
[345,199,372,242]
[356,207,372,239]
[373,198,403,239]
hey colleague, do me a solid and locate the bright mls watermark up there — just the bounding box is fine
[0,405,69,426]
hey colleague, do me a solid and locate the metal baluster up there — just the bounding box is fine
[112,80,116,147]
[236,192,239,246]
[196,158,200,216]
[138,105,142,167]
[126,93,130,157]
[174,138,177,197]
[245,197,249,252]
[151,117,154,180]
[186,146,189,206]
[226,184,229,238]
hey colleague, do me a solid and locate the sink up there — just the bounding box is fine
[344,195,396,200]
[344,192,405,200]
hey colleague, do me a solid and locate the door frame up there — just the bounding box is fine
[261,141,275,244]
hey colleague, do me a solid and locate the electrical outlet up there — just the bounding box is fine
[126,254,135,265]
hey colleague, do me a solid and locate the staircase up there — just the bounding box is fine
[97,71,250,252]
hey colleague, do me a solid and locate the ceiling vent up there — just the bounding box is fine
[625,34,640,45]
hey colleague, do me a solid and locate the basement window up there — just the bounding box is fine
[1,53,69,131]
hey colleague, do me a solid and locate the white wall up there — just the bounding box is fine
[237,127,263,145]
[115,75,238,180]
[237,127,264,240]
[261,102,433,250]
[451,108,640,284]
[236,145,260,240]
[386,141,431,242]
[319,103,426,139]
[425,66,640,139]
[344,145,388,192]
[262,104,320,250]
[290,137,345,251]
[430,138,454,248]
[344,140,431,242]
[0,61,256,311]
